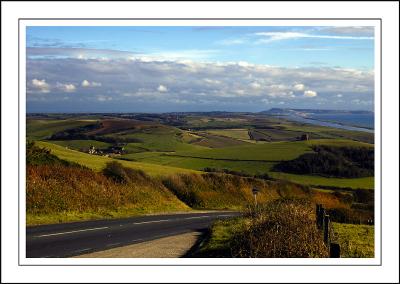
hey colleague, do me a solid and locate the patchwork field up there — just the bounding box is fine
[27,113,375,189]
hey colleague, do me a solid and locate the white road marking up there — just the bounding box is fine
[217,214,236,217]
[184,215,211,220]
[34,226,109,238]
[132,219,170,225]
[106,242,121,247]
[73,248,92,254]
[131,238,144,242]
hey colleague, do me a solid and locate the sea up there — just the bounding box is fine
[307,113,374,130]
[281,112,374,133]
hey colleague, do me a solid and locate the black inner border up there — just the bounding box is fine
[18,18,383,267]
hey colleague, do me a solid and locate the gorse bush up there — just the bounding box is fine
[230,199,329,258]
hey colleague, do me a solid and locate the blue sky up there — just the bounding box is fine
[26,26,375,112]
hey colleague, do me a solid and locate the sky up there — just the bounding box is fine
[26,26,375,113]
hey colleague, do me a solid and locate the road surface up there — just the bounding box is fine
[26,211,239,258]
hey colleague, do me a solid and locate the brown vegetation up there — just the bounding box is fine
[26,163,188,222]
[230,199,329,257]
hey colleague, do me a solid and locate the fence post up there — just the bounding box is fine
[318,207,325,230]
[316,204,321,227]
[323,214,330,245]
[330,243,340,258]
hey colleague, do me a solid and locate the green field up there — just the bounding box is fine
[120,152,274,174]
[206,129,251,141]
[27,119,96,140]
[28,114,375,190]
[36,141,199,176]
[169,140,312,161]
[269,172,374,189]
[50,139,111,150]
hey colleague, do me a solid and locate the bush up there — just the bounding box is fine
[102,161,147,184]
[230,199,329,257]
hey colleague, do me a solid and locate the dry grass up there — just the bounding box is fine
[230,199,329,257]
[161,173,314,210]
[26,164,189,225]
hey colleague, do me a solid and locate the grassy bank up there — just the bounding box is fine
[26,163,190,225]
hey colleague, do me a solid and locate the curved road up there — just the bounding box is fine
[26,211,239,258]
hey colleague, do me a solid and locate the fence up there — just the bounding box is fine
[316,204,340,258]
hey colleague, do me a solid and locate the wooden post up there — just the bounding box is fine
[324,214,330,245]
[318,207,325,230]
[316,204,321,227]
[330,243,340,258]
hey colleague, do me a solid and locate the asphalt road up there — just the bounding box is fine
[26,211,240,258]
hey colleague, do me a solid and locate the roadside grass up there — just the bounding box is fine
[331,223,374,258]
[26,163,191,225]
[161,173,315,210]
[36,141,199,176]
[194,218,245,257]
[194,199,329,258]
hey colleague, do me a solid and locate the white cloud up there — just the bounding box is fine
[157,85,168,92]
[31,79,50,93]
[27,55,373,110]
[254,32,373,43]
[81,80,101,87]
[250,82,262,89]
[293,83,305,91]
[304,90,318,98]
[57,83,76,93]
[97,95,112,102]
[217,38,246,45]
[336,94,343,98]
[204,78,221,85]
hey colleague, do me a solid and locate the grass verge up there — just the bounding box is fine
[331,222,374,258]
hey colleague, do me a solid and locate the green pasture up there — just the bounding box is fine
[269,172,374,189]
[35,141,199,176]
[26,119,96,140]
[50,139,111,150]
[120,152,275,174]
[206,129,251,141]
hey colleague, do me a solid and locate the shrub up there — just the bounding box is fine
[230,199,329,258]
[102,161,147,184]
